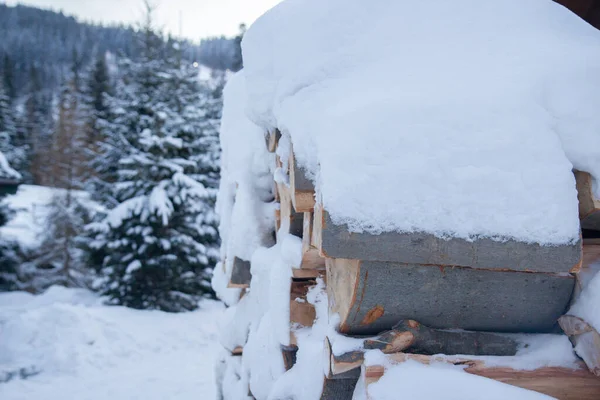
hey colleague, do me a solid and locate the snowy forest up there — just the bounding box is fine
[0,2,241,311]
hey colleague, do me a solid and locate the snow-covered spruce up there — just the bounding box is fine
[88,34,220,312]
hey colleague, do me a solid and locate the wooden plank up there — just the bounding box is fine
[314,203,582,273]
[327,258,575,335]
[298,211,326,271]
[289,148,315,213]
[362,353,600,400]
[266,129,281,153]
[559,315,600,376]
[576,170,600,231]
[229,257,251,288]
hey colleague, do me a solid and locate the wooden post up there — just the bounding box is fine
[360,353,600,400]
[326,258,575,335]
[314,204,582,273]
[576,170,600,231]
[572,244,600,302]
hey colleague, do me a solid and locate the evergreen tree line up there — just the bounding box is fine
[0,5,222,312]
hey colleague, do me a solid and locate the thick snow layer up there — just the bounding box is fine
[242,0,600,244]
[1,185,102,249]
[0,287,223,400]
[365,359,552,400]
[213,71,276,304]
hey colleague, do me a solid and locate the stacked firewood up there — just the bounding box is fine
[227,130,600,400]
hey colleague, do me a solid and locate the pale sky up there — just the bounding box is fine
[5,0,283,40]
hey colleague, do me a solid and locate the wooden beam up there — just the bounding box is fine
[326,321,518,377]
[229,257,251,288]
[289,148,315,213]
[559,315,600,376]
[281,344,298,371]
[326,258,575,335]
[576,170,600,231]
[266,129,281,153]
[320,375,358,400]
[361,353,600,400]
[314,203,582,273]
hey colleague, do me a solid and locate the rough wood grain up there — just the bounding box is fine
[289,149,315,212]
[299,211,326,271]
[576,170,600,231]
[315,206,582,273]
[559,315,600,376]
[229,257,251,288]
[327,258,575,335]
[326,321,518,376]
[363,353,600,400]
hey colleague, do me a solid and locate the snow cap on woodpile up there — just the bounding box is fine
[242,0,600,245]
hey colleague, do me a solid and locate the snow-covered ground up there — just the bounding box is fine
[0,286,223,400]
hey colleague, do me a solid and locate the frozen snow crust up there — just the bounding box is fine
[242,0,600,245]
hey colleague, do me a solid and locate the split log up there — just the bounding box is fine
[231,346,243,356]
[277,182,303,237]
[576,170,600,231]
[320,375,358,400]
[572,244,600,301]
[559,315,600,376]
[327,258,575,335]
[281,344,298,371]
[289,149,315,213]
[228,257,251,288]
[290,279,317,329]
[361,353,600,400]
[314,204,582,273]
[326,321,518,376]
[266,129,281,153]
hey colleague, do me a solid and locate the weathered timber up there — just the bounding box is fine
[573,244,600,301]
[361,353,600,400]
[289,149,315,213]
[576,170,600,231]
[559,315,600,376]
[266,129,281,153]
[281,344,298,371]
[277,182,303,237]
[314,204,582,273]
[326,258,575,335]
[326,321,518,376]
[320,375,358,400]
[229,257,251,288]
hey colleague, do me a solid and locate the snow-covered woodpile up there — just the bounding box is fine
[212,1,600,399]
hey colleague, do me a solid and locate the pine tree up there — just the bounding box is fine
[0,81,25,172]
[89,6,219,311]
